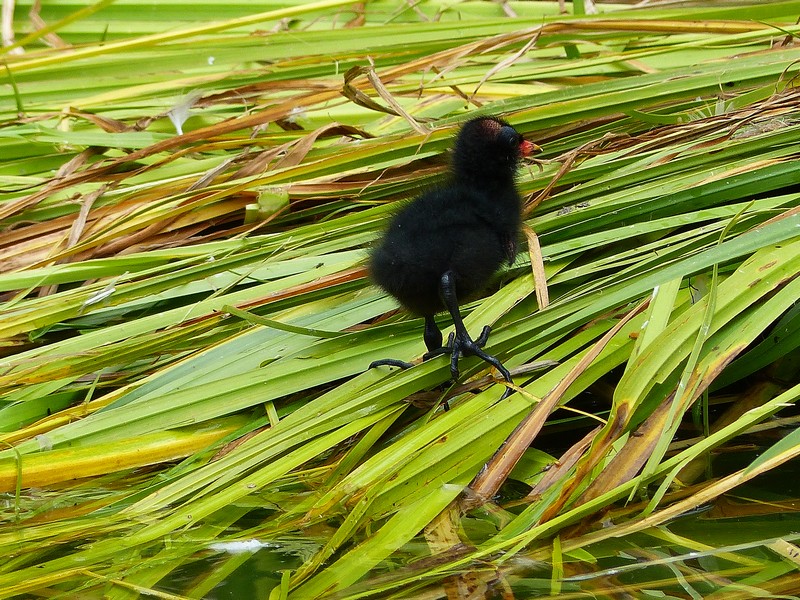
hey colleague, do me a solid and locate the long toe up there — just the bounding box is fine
[422,332,455,361]
[449,344,461,381]
[473,347,514,398]
[423,346,449,361]
[453,332,513,393]
[470,346,512,385]
[369,358,416,370]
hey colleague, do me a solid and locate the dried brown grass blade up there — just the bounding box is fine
[276,123,373,170]
[526,426,601,500]
[523,224,549,310]
[574,392,676,507]
[467,299,649,510]
[343,62,429,134]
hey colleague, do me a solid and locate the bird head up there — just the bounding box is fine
[453,116,540,181]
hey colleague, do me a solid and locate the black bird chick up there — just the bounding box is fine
[369,116,537,397]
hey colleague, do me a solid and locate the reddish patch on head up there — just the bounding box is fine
[477,118,503,136]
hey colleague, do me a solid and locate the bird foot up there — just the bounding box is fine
[370,326,513,399]
[425,326,513,399]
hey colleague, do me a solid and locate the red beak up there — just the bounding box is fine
[519,140,541,156]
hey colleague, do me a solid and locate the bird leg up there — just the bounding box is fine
[434,270,513,397]
[423,314,443,352]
